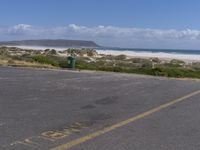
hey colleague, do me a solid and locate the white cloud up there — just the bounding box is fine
[13,24,32,30]
[1,24,200,49]
[7,24,32,35]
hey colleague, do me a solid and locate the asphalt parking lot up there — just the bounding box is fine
[0,67,200,150]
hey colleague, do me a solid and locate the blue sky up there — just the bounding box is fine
[1,0,200,49]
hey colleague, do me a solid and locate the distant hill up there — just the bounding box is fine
[0,39,100,48]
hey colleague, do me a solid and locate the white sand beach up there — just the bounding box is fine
[97,50,200,62]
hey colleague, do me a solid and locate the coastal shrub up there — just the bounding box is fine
[0,48,10,56]
[44,49,50,54]
[7,59,15,64]
[10,55,22,61]
[170,59,185,64]
[85,49,97,57]
[168,68,200,78]
[163,63,180,68]
[63,48,97,57]
[131,58,147,63]
[32,50,42,55]
[115,54,127,60]
[151,58,160,63]
[58,60,68,68]
[130,58,152,67]
[32,55,59,67]
[44,49,57,55]
[10,54,34,62]
[20,54,35,62]
[169,59,185,67]
[192,62,200,70]
[50,49,57,55]
[141,62,152,68]
[107,55,116,60]
[151,68,163,76]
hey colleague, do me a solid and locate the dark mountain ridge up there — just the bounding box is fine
[0,39,100,48]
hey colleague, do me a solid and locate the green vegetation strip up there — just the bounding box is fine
[0,47,200,79]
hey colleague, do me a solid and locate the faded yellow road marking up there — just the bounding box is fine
[14,138,38,147]
[10,122,87,148]
[50,89,200,150]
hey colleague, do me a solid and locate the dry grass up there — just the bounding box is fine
[0,58,57,69]
[0,58,8,66]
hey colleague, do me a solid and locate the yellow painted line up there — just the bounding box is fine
[50,89,200,150]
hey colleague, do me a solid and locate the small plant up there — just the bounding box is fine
[0,48,10,56]
[170,59,185,66]
[7,59,15,64]
[32,55,59,67]
[115,54,127,60]
[151,58,160,63]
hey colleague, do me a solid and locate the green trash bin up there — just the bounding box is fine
[67,56,76,69]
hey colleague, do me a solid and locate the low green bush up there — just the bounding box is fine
[32,55,59,67]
